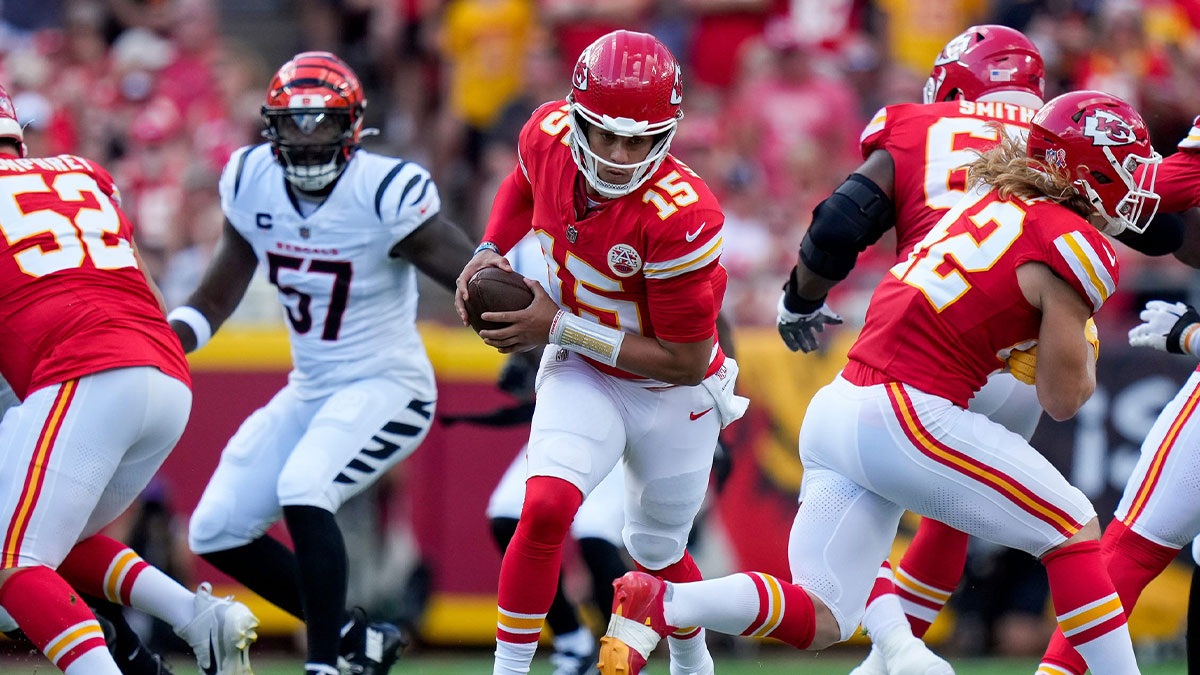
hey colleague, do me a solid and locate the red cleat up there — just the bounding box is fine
[598,572,676,675]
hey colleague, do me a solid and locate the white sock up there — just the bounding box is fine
[664,574,762,636]
[860,591,914,654]
[493,641,538,675]
[128,568,199,629]
[1071,624,1142,675]
[667,630,711,672]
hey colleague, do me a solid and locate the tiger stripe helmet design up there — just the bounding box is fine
[262,51,366,192]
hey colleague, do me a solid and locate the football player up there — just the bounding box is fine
[1031,118,1200,675]
[598,90,1159,675]
[168,51,476,675]
[774,25,1177,675]
[0,83,259,675]
[454,30,747,675]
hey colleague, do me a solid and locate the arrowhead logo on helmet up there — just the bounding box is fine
[1084,110,1136,146]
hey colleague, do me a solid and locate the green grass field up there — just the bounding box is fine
[0,647,1187,674]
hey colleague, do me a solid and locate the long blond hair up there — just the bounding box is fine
[967,124,1094,218]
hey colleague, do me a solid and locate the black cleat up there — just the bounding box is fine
[97,612,176,675]
[339,608,408,675]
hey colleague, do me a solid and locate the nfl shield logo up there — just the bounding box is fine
[299,226,311,239]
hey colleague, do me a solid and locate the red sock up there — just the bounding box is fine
[865,560,896,607]
[1041,540,1130,673]
[742,572,815,649]
[1040,522,1179,674]
[893,519,967,637]
[495,476,582,645]
[58,534,149,605]
[638,551,704,638]
[0,567,108,671]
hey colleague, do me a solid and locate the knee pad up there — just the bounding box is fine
[189,493,248,554]
[625,530,686,570]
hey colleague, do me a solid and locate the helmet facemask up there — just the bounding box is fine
[568,101,679,199]
[263,107,360,192]
[1077,146,1161,235]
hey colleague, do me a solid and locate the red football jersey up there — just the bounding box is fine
[846,187,1120,407]
[860,99,1039,257]
[492,101,728,379]
[0,154,190,399]
[1148,117,1200,212]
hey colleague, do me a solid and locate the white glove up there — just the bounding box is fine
[777,292,843,353]
[1128,300,1200,356]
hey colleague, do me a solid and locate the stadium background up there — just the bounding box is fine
[2,0,1200,670]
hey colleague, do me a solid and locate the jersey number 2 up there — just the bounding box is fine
[891,194,1025,311]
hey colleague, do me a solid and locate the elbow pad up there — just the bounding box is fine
[799,173,895,281]
[1114,211,1184,256]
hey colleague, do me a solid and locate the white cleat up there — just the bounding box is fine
[880,637,954,675]
[849,646,888,675]
[176,582,260,675]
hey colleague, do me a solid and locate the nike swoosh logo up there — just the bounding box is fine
[685,223,706,243]
[1104,244,1118,266]
[203,639,218,675]
[689,408,714,420]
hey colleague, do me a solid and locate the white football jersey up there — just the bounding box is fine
[219,144,441,400]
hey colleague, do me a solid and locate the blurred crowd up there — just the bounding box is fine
[3,0,1200,326]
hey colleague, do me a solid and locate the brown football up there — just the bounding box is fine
[465,267,535,332]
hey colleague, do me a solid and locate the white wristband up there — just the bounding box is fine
[1183,324,1200,358]
[548,310,624,367]
[166,305,213,351]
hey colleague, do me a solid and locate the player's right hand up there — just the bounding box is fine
[776,292,843,353]
[453,248,513,326]
[1006,345,1038,385]
[1128,300,1200,356]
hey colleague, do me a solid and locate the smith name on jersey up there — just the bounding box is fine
[861,99,1038,257]
[220,144,440,400]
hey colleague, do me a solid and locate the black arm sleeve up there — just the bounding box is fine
[1114,211,1184,256]
[798,173,895,282]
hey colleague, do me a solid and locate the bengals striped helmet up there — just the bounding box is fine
[262,51,365,192]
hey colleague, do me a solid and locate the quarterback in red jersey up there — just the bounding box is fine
[598,90,1159,675]
[454,30,745,675]
[0,84,259,675]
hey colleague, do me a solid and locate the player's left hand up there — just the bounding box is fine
[1129,300,1200,356]
[478,279,559,354]
[777,291,843,353]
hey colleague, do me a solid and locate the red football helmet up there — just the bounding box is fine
[568,30,683,198]
[1027,90,1161,235]
[923,25,1045,108]
[262,51,366,192]
[0,84,25,157]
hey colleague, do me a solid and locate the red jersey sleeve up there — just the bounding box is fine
[482,102,568,252]
[1151,149,1200,213]
[641,175,726,344]
[859,104,905,160]
[1041,222,1120,314]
